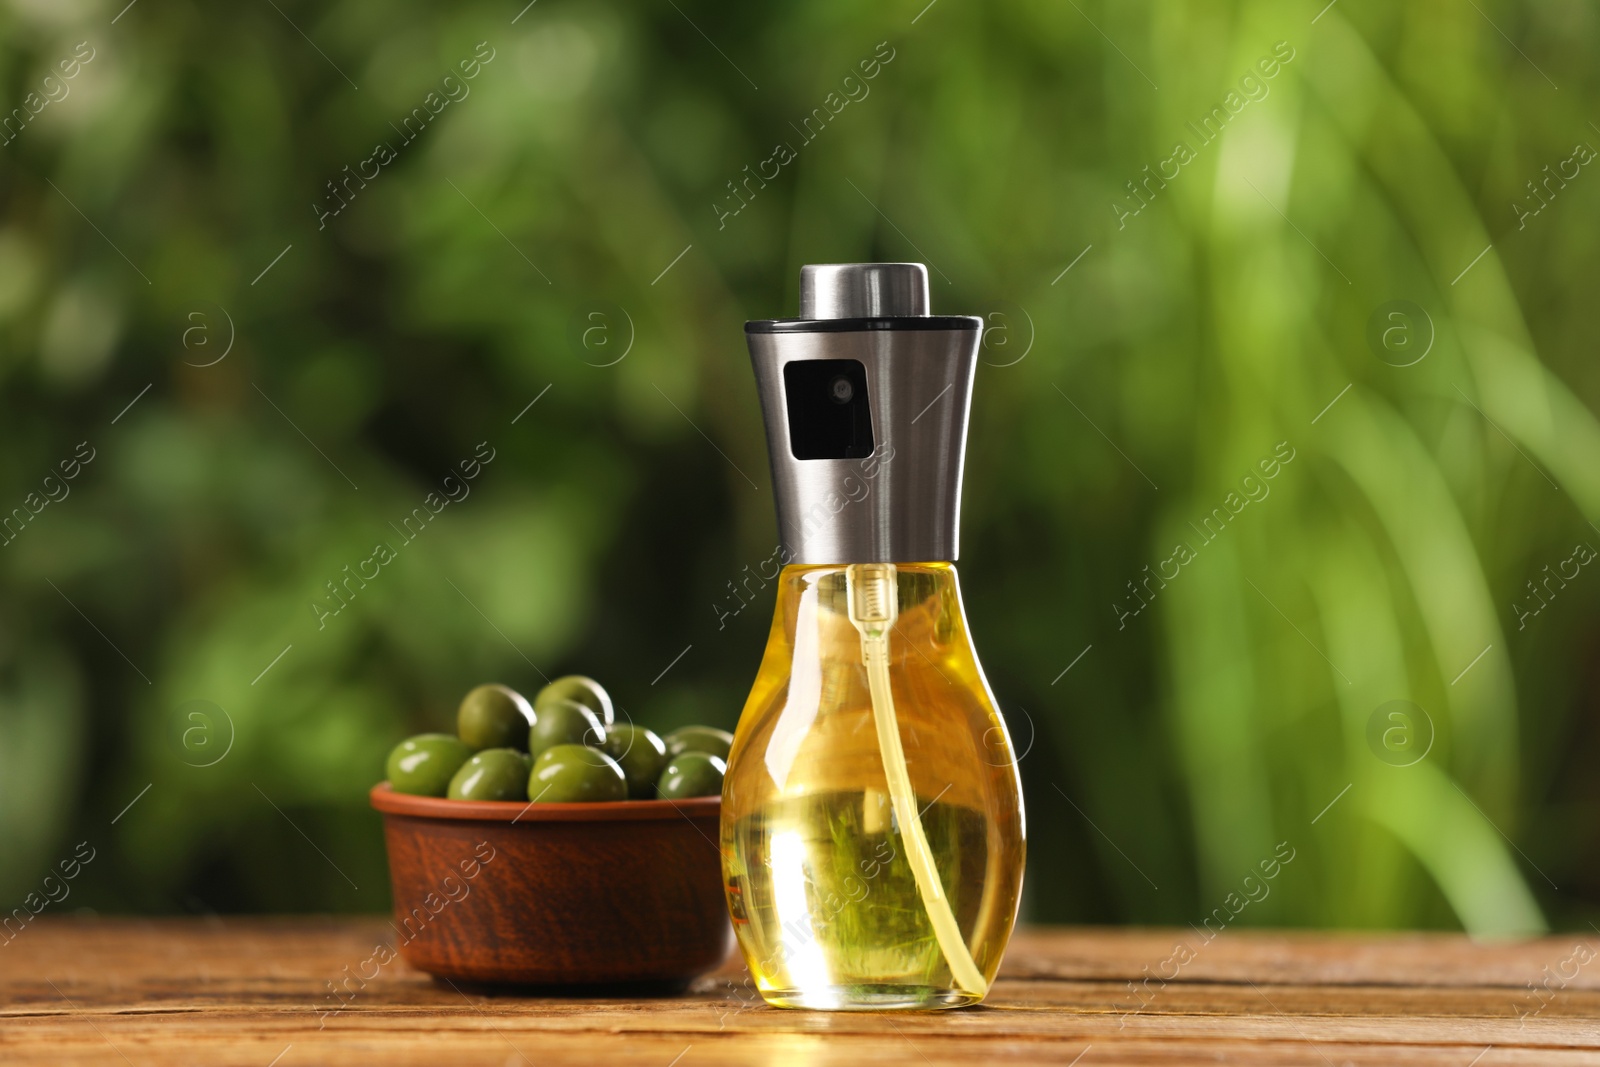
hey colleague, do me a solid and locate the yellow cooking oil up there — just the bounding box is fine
[721,563,1026,1010]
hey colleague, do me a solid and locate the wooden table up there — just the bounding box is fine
[3,919,1597,1065]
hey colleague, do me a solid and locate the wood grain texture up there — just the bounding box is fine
[3,919,1598,1066]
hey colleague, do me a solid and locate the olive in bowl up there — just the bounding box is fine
[449,748,532,801]
[386,734,474,796]
[457,684,534,751]
[529,699,604,759]
[662,725,733,761]
[529,744,628,803]
[657,751,726,800]
[600,723,668,799]
[534,675,614,727]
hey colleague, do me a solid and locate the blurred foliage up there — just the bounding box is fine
[1,0,1597,934]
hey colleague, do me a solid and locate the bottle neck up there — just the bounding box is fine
[747,325,980,565]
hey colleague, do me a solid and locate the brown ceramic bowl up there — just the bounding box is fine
[370,783,732,988]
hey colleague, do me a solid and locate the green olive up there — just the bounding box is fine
[662,725,733,761]
[528,698,604,759]
[456,684,534,751]
[447,748,532,801]
[656,752,726,800]
[600,723,668,799]
[534,675,614,726]
[386,733,473,797]
[528,744,627,803]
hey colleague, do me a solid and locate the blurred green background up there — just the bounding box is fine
[2,0,1597,935]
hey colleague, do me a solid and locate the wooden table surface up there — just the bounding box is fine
[3,919,1598,1065]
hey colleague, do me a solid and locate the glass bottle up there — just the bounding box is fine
[723,264,1025,1010]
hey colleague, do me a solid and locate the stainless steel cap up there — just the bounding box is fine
[746,263,981,565]
[799,263,930,319]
